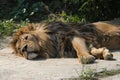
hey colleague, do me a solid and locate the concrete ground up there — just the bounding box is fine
[0,37,120,80]
[100,74,120,80]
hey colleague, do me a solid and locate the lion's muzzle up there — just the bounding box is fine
[21,45,39,60]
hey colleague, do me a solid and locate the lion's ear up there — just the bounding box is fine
[27,24,35,31]
[16,24,35,35]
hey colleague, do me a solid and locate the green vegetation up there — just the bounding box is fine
[67,68,120,80]
[79,68,97,80]
[0,0,120,22]
[0,20,16,36]
[96,68,120,78]
[0,0,120,36]
[0,20,29,37]
[78,68,120,80]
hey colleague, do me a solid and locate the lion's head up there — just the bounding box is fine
[10,22,59,60]
[15,33,40,59]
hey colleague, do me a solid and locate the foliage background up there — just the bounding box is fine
[0,0,120,36]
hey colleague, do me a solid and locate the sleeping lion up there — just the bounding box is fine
[10,19,120,64]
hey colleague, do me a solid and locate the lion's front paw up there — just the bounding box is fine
[103,48,113,60]
[103,53,113,60]
[80,55,95,64]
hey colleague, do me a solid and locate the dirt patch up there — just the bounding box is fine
[0,37,12,49]
[0,37,120,80]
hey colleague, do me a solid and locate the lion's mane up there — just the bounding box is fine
[10,22,78,58]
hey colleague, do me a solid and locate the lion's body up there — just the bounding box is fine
[10,19,120,63]
[94,22,120,49]
[73,21,120,50]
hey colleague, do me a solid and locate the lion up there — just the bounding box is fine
[10,19,120,64]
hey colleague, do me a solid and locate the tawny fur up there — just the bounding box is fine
[10,19,120,63]
[90,47,113,60]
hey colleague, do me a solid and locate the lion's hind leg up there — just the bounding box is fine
[71,37,95,64]
[91,47,113,60]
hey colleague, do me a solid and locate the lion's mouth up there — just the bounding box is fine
[23,51,39,60]
[20,45,39,60]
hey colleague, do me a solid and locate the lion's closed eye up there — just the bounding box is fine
[17,47,21,50]
[25,36,28,40]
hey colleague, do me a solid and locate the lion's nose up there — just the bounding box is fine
[21,45,28,52]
